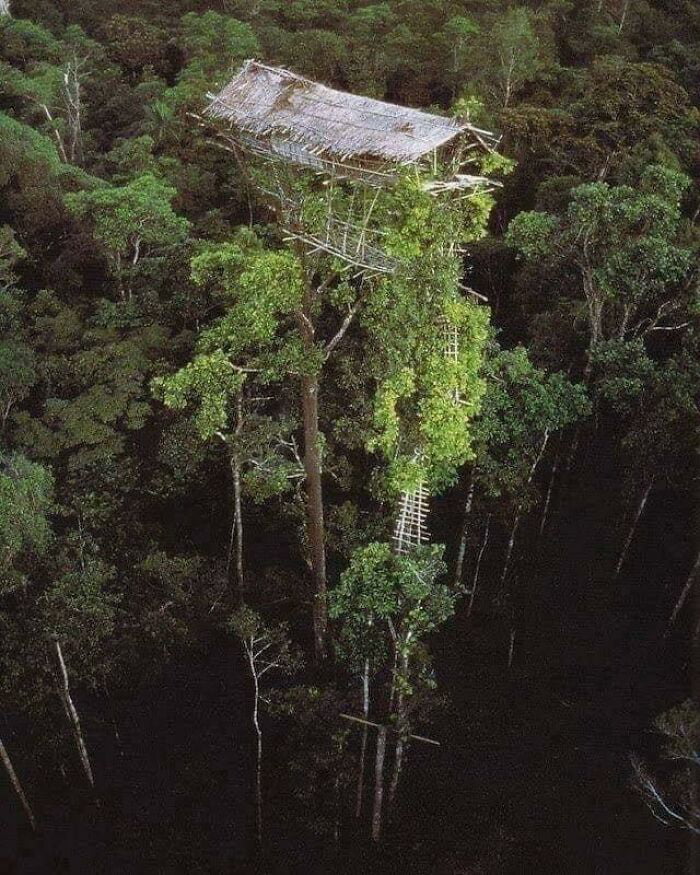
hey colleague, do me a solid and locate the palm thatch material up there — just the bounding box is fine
[205,60,492,169]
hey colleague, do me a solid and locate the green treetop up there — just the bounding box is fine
[473,344,590,503]
[65,173,190,299]
[330,541,454,666]
[506,165,693,357]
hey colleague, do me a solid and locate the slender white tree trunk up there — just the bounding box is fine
[249,652,263,845]
[229,453,244,599]
[0,0,10,17]
[453,473,476,588]
[388,650,410,811]
[233,462,244,593]
[38,103,68,163]
[232,387,245,598]
[0,737,36,830]
[468,515,491,616]
[614,480,653,579]
[502,47,516,108]
[508,627,516,669]
[333,732,346,845]
[500,510,522,589]
[665,552,700,637]
[63,57,84,165]
[54,639,94,787]
[355,659,370,818]
[618,0,631,33]
[371,725,387,842]
[539,438,562,535]
[387,619,398,712]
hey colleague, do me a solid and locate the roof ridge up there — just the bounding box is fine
[205,60,495,165]
[245,59,463,131]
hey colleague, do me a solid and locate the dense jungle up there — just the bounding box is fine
[0,1,698,872]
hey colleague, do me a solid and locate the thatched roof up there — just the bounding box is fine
[205,60,472,165]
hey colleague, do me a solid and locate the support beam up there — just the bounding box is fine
[340,713,440,746]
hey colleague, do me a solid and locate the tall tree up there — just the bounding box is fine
[228,606,300,844]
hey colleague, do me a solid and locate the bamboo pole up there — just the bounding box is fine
[340,714,440,746]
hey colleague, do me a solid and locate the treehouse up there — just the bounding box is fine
[203,61,496,556]
[203,60,498,277]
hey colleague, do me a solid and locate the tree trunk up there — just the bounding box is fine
[539,437,562,536]
[228,387,245,601]
[233,459,244,597]
[563,422,582,480]
[453,472,476,588]
[63,57,84,164]
[500,510,521,589]
[301,372,328,660]
[333,771,341,845]
[665,552,700,637]
[371,725,387,842]
[501,430,550,586]
[583,265,603,352]
[102,682,125,758]
[333,732,345,846]
[53,639,94,787]
[468,515,491,616]
[502,47,516,108]
[0,0,10,16]
[38,103,68,163]
[614,480,653,579]
[227,460,243,595]
[618,0,631,33]
[250,655,263,845]
[0,737,36,830]
[227,452,245,601]
[388,732,405,812]
[355,658,370,818]
[387,619,398,712]
[388,648,410,811]
[508,627,516,669]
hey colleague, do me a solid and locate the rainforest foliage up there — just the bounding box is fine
[0,1,698,871]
